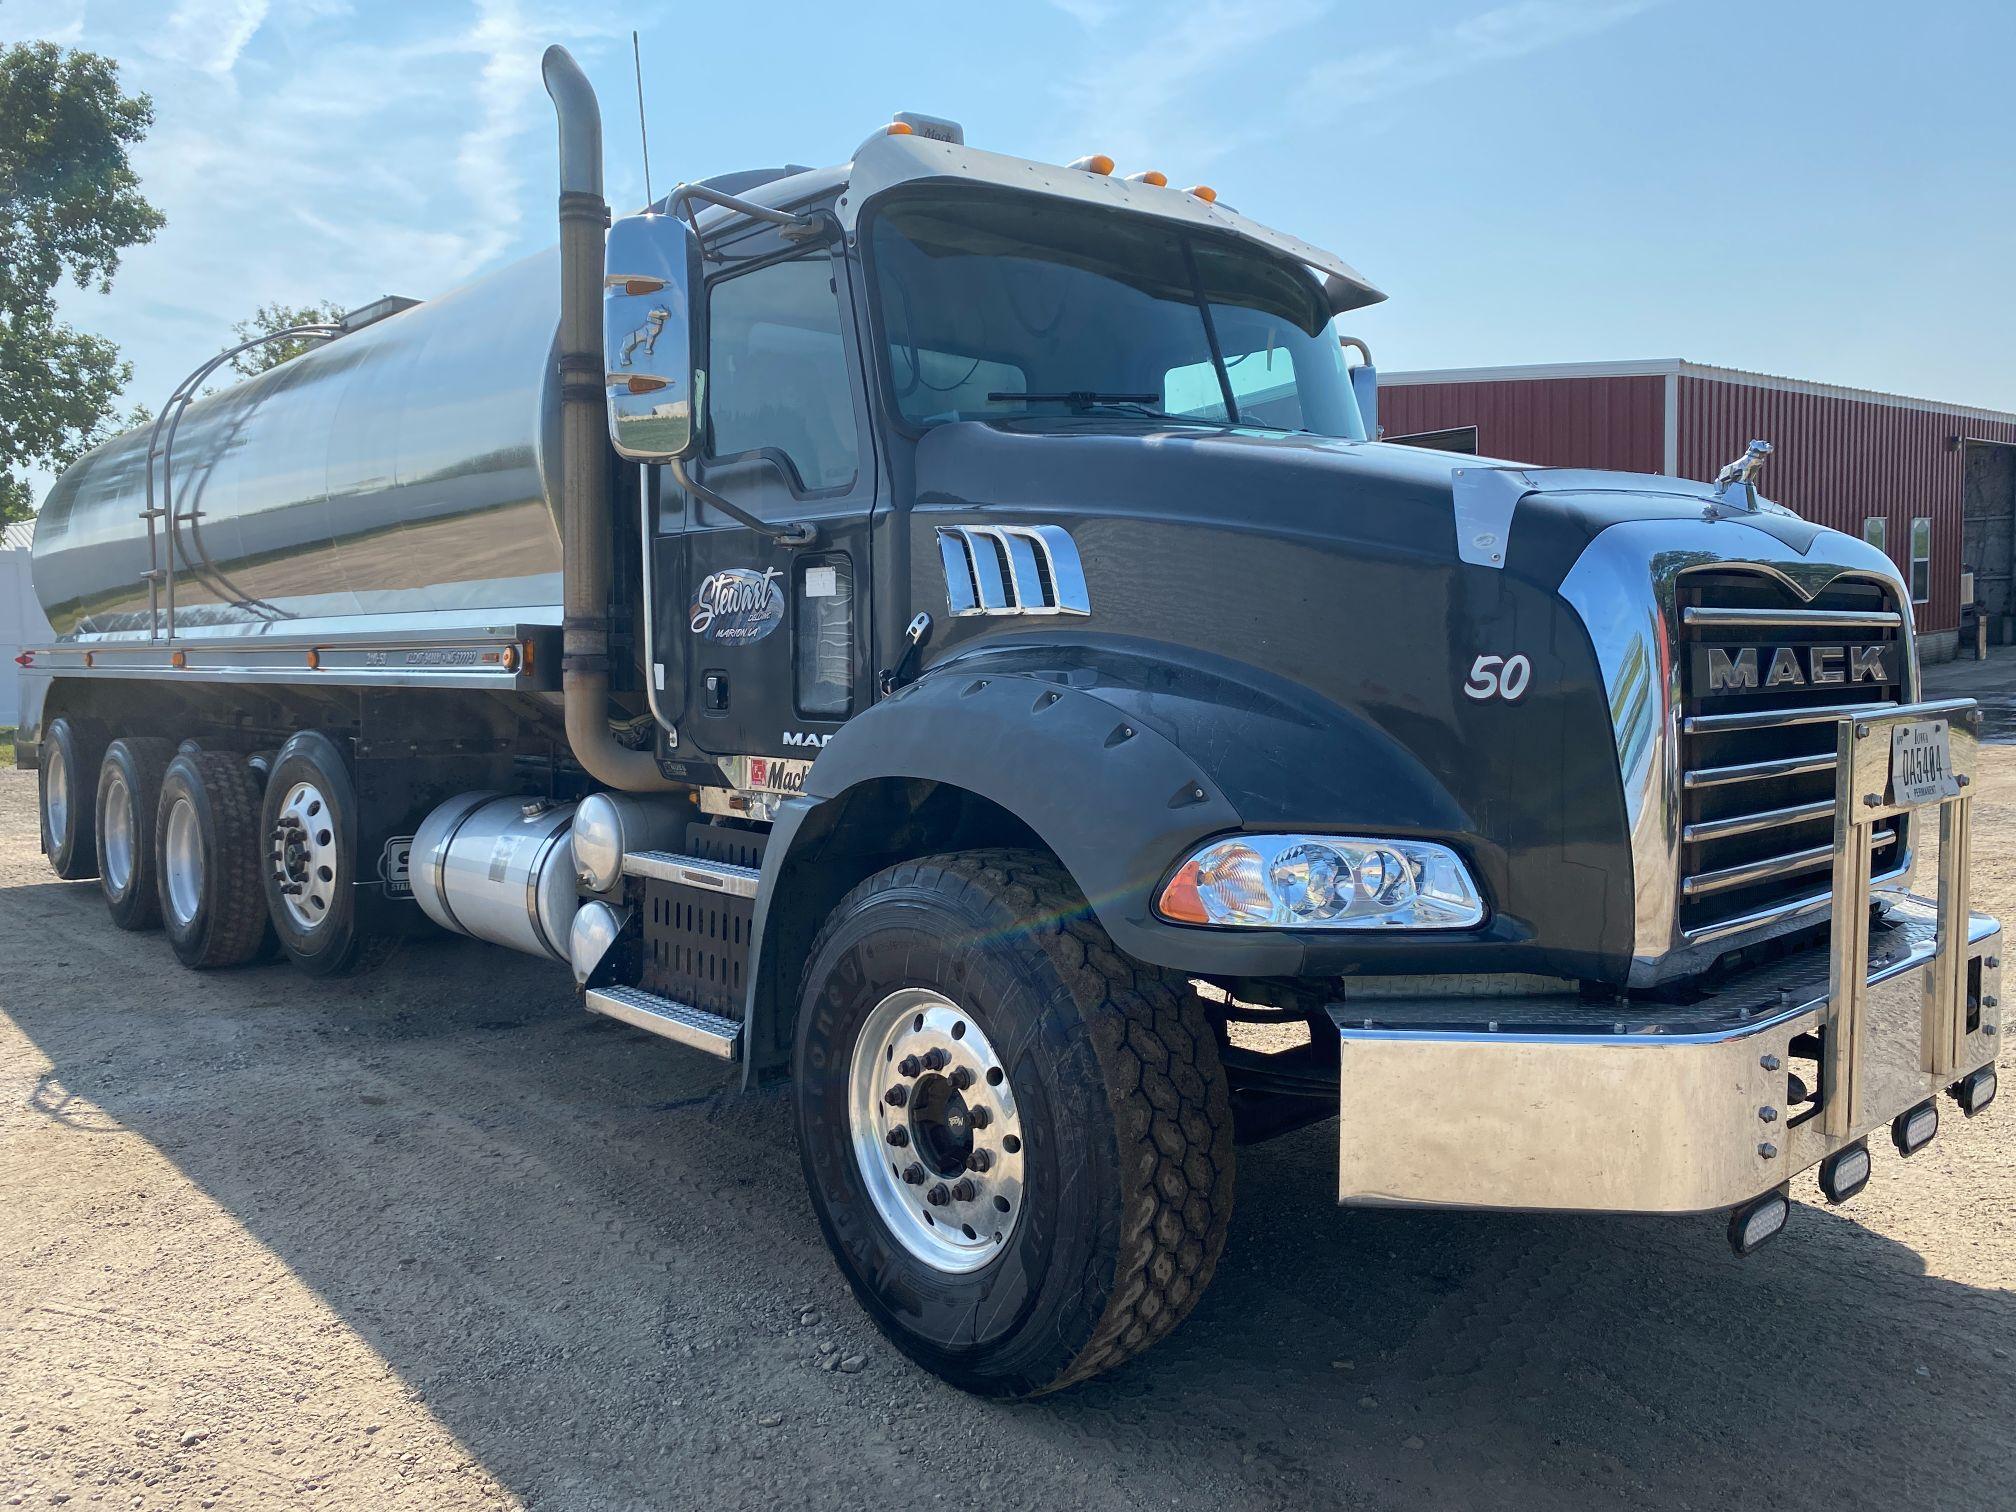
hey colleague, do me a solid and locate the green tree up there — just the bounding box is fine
[0,41,164,527]
[229,300,348,378]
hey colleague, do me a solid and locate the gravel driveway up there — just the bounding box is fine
[3,758,2013,1511]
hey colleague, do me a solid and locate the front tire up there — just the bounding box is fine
[156,751,272,969]
[793,850,1235,1397]
[96,737,175,930]
[38,716,106,880]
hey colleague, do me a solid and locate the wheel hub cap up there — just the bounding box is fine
[849,988,1026,1273]
[163,795,203,928]
[268,780,338,931]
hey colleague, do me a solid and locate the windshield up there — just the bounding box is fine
[867,189,1366,439]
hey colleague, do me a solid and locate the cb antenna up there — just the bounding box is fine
[632,30,654,207]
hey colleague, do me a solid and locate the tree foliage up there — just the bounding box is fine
[229,300,349,378]
[0,41,164,526]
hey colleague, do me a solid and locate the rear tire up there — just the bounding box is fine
[96,737,174,930]
[259,731,390,977]
[156,751,272,969]
[792,849,1235,1397]
[38,716,106,880]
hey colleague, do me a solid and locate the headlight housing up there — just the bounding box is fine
[1156,835,1485,930]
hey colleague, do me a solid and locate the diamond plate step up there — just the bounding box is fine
[585,984,741,1060]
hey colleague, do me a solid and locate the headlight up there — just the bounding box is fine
[1156,834,1484,930]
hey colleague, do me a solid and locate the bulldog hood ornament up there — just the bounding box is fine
[1712,438,1774,510]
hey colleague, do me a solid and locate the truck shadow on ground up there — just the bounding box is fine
[3,874,2012,1511]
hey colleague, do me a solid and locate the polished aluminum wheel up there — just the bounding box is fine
[269,780,338,931]
[162,795,204,928]
[44,755,70,849]
[100,768,135,895]
[848,987,1026,1273]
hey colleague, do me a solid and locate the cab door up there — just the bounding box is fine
[650,233,877,770]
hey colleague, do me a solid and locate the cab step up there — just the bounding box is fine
[621,850,761,897]
[584,984,742,1060]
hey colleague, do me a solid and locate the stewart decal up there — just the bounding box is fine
[691,567,785,645]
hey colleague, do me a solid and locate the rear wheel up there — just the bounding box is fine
[156,751,271,969]
[96,737,175,930]
[38,716,106,880]
[793,850,1235,1397]
[259,731,390,976]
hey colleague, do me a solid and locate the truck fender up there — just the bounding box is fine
[739,650,1473,1083]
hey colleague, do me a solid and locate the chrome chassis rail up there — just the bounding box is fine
[1331,699,2001,1214]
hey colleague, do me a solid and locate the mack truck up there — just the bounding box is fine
[16,46,2003,1397]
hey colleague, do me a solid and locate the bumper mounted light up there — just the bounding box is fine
[1157,834,1484,930]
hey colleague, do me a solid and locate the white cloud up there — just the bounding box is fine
[1291,0,1662,116]
[4,0,88,43]
[148,0,272,79]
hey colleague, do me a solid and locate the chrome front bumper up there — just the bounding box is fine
[1334,702,2002,1214]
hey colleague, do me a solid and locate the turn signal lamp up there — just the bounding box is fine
[1726,1190,1789,1256]
[1157,834,1484,930]
[1126,170,1168,187]
[1186,184,1218,202]
[1069,154,1115,175]
[1818,1142,1871,1204]
[1954,1064,1997,1117]
[1891,1098,1939,1155]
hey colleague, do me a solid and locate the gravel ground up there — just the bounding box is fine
[3,737,2014,1512]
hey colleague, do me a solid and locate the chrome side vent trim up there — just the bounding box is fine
[935,525,1090,617]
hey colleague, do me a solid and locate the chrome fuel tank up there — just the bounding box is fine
[30,249,564,639]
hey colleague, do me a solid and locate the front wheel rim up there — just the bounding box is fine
[848,987,1027,1274]
[162,795,203,928]
[101,768,134,895]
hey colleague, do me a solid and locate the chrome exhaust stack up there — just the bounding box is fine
[542,45,679,793]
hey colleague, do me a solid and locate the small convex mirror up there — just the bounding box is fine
[604,211,703,461]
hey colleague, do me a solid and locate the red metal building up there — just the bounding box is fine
[1379,360,2016,659]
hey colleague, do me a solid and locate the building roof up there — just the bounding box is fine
[1380,359,2016,428]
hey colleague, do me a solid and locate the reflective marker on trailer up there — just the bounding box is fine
[1952,1065,1997,1118]
[1818,1142,1872,1205]
[1727,1189,1791,1257]
[1891,1098,1940,1156]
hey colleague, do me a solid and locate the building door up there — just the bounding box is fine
[1963,441,2016,643]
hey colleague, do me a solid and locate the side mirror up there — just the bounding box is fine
[604,211,703,461]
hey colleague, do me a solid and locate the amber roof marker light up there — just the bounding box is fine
[1186,185,1217,202]
[1068,153,1115,175]
[1125,170,1168,187]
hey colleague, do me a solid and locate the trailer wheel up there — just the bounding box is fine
[38,716,107,880]
[156,751,272,970]
[259,731,387,976]
[96,737,175,930]
[793,849,1235,1397]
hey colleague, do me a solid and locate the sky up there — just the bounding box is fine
[6,0,2015,507]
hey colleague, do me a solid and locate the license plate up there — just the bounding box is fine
[1889,720,1959,807]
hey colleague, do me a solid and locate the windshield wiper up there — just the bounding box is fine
[986,391,1213,424]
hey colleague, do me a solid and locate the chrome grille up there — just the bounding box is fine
[1676,569,1911,943]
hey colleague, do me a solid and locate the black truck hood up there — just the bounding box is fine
[914,419,1828,592]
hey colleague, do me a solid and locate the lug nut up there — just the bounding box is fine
[951,1179,976,1202]
[966,1150,992,1173]
[898,1054,922,1078]
[968,1106,991,1129]
[949,1065,975,1091]
[884,1085,908,1108]
[902,1163,925,1185]
[922,1048,950,1072]
[926,1183,950,1207]
[886,1126,909,1148]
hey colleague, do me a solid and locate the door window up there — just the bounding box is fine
[707,254,860,494]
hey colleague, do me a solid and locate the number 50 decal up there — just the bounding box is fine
[1464,653,1531,702]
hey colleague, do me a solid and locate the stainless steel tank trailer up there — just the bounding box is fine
[17,45,2003,1396]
